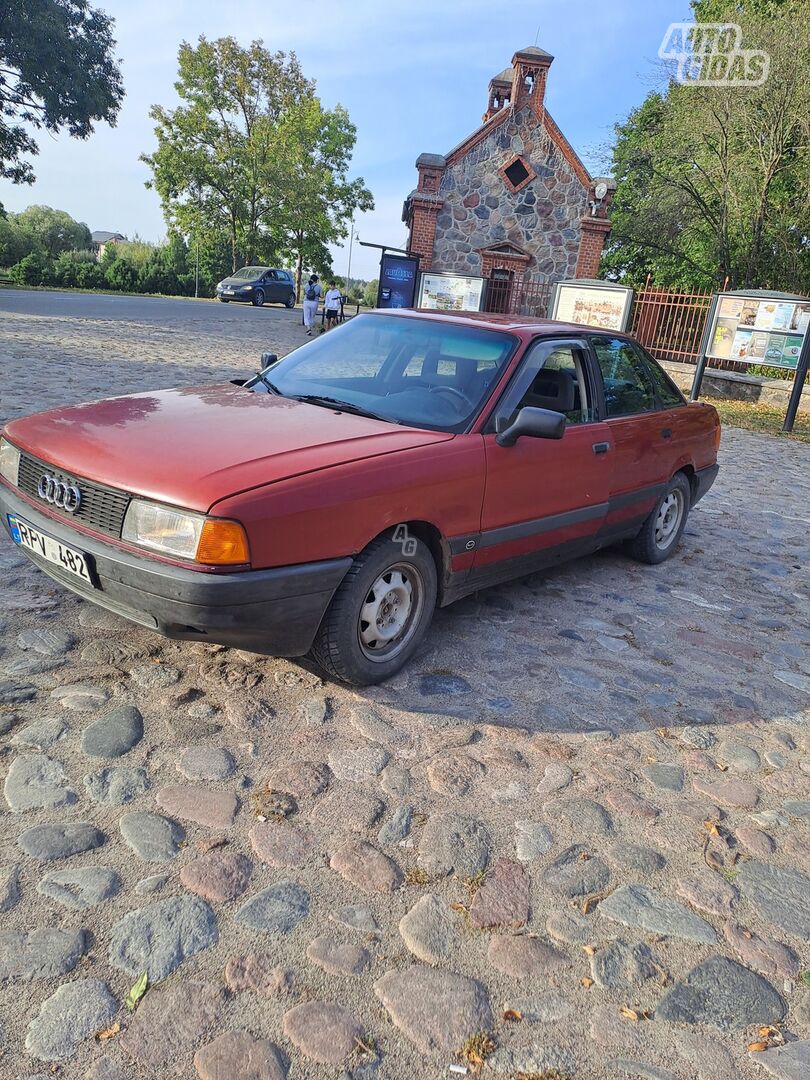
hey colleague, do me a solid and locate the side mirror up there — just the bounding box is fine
[260,352,278,367]
[495,406,566,447]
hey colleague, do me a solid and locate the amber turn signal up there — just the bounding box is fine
[196,519,250,565]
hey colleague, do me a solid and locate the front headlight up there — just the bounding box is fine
[121,499,249,565]
[0,438,21,486]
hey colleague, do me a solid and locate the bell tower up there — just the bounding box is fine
[510,45,554,116]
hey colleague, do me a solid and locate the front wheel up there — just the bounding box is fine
[310,532,437,685]
[252,289,265,307]
[627,473,691,564]
[218,297,229,303]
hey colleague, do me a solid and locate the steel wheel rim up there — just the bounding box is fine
[654,489,684,549]
[358,562,424,662]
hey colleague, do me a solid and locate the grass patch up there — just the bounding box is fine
[513,1072,570,1080]
[705,396,810,443]
[459,1031,496,1070]
[462,869,488,897]
[404,866,430,886]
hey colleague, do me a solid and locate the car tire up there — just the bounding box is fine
[627,472,691,565]
[284,293,295,308]
[218,297,229,303]
[310,531,437,685]
[253,290,265,307]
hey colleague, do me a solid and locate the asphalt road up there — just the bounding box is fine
[0,286,302,326]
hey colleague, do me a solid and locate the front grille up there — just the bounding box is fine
[17,453,130,539]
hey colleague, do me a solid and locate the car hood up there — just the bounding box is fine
[4,384,454,512]
[218,277,257,288]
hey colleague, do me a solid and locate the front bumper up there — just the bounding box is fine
[0,484,352,656]
[217,288,253,301]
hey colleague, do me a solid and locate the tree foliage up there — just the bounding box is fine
[0,204,91,262]
[275,95,373,298]
[602,0,810,290]
[3,205,197,297]
[0,0,124,207]
[141,37,372,293]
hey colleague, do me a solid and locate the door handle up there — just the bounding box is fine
[661,428,673,439]
[592,442,610,455]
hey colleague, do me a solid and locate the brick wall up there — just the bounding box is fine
[574,219,611,278]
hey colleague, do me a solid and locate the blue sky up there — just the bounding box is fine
[2,0,691,279]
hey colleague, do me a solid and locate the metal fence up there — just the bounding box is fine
[483,277,555,319]
[629,276,722,365]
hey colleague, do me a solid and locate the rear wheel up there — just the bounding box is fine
[252,289,265,307]
[310,532,437,685]
[284,292,295,308]
[628,473,691,564]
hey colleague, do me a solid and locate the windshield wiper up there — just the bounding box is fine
[292,394,398,424]
[254,372,282,394]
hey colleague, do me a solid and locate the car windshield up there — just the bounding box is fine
[231,266,266,281]
[247,313,517,432]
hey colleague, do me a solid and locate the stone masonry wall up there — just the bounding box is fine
[431,107,588,281]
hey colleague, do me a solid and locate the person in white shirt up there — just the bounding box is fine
[324,282,342,329]
[303,275,321,336]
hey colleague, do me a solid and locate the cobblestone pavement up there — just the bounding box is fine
[1,290,809,1080]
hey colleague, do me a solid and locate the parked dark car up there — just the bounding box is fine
[216,266,295,307]
[0,311,720,686]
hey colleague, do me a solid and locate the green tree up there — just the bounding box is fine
[142,37,311,274]
[274,97,373,299]
[362,279,379,308]
[602,0,810,290]
[0,214,27,265]
[11,205,91,257]
[142,37,373,295]
[0,1,124,210]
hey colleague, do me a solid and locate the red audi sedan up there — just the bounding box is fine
[0,310,720,684]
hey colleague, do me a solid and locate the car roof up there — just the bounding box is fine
[372,308,604,336]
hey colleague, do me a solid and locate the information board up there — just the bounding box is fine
[417,272,485,313]
[550,280,634,332]
[707,294,810,369]
[377,253,419,309]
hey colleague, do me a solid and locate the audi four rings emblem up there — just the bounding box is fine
[37,473,82,513]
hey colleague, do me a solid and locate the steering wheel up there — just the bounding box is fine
[428,384,475,410]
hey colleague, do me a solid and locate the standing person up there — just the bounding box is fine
[303,274,321,336]
[324,281,342,330]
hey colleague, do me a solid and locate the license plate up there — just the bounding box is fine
[8,515,94,585]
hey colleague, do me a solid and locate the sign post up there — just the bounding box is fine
[783,330,810,433]
[690,289,810,431]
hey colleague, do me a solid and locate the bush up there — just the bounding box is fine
[51,249,97,288]
[10,253,48,286]
[103,255,139,292]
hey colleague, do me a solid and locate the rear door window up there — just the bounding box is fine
[590,336,657,417]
